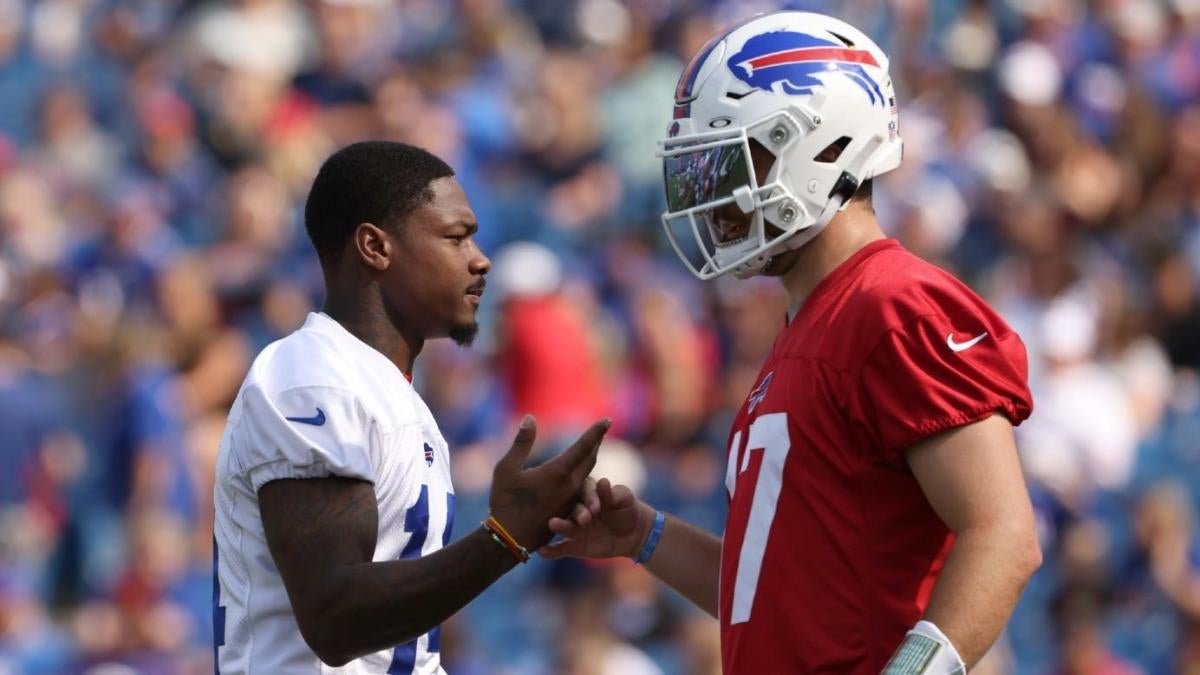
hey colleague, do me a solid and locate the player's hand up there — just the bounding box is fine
[551,475,605,535]
[538,477,655,561]
[489,415,611,550]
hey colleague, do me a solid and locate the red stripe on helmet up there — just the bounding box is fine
[744,47,879,73]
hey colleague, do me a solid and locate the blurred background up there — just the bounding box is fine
[0,0,1198,673]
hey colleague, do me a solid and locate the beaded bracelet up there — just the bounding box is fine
[482,515,531,563]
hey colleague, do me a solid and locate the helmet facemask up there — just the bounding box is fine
[660,104,866,280]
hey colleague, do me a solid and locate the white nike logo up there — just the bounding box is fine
[946,331,988,352]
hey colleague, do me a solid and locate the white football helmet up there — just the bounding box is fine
[659,11,903,279]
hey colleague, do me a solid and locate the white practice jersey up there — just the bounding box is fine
[214,312,454,675]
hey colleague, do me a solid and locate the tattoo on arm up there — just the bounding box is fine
[267,477,377,570]
[260,477,518,667]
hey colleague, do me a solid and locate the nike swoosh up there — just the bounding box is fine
[285,408,326,426]
[946,332,988,352]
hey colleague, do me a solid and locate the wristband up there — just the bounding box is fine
[881,620,965,675]
[633,510,666,564]
[482,515,530,563]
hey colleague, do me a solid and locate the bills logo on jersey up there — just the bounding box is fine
[728,31,884,107]
[747,372,774,413]
[423,442,434,466]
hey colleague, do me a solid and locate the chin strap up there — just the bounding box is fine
[733,190,848,279]
[780,192,846,252]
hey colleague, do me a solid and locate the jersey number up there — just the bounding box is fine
[213,538,226,674]
[725,412,791,625]
[389,486,456,674]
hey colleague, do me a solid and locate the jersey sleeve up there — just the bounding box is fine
[233,383,377,492]
[848,311,1033,461]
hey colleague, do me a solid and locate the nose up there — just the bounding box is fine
[469,246,491,276]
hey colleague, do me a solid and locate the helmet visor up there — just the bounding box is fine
[663,141,753,213]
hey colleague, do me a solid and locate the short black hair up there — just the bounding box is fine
[851,177,874,206]
[304,141,455,263]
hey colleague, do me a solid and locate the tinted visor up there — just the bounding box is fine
[663,142,752,212]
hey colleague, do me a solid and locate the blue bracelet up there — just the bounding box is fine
[634,510,666,564]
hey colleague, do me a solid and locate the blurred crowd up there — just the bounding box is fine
[0,0,1199,673]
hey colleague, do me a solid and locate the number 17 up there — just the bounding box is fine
[724,412,791,625]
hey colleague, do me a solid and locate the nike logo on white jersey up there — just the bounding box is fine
[946,331,988,352]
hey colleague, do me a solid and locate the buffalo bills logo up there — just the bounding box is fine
[747,372,774,413]
[423,442,434,466]
[728,31,884,107]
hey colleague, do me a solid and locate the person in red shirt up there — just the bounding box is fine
[543,11,1041,674]
[492,242,611,438]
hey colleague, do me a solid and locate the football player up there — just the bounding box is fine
[542,12,1040,674]
[213,141,610,674]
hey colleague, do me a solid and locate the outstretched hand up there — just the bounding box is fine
[488,415,611,551]
[539,477,655,561]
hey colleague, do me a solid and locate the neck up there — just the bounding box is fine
[321,283,421,377]
[778,204,886,308]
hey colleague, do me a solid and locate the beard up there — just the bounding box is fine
[449,320,479,347]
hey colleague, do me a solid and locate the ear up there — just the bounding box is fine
[352,222,391,272]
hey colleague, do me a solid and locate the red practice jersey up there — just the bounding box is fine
[719,239,1033,674]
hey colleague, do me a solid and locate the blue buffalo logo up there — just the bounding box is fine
[747,372,774,414]
[728,31,884,107]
